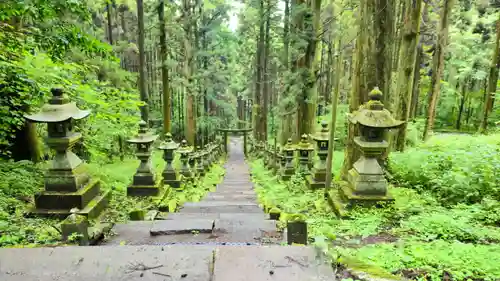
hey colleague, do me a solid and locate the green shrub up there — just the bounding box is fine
[389,134,500,205]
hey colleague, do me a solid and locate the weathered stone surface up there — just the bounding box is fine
[182,201,259,208]
[157,212,222,220]
[212,218,280,244]
[213,246,334,281]
[0,245,213,281]
[150,219,214,236]
[180,205,264,214]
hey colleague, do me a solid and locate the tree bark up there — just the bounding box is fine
[159,0,171,135]
[423,0,455,140]
[479,15,500,133]
[395,0,423,151]
[107,2,114,45]
[136,0,149,122]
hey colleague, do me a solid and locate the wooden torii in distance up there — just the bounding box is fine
[216,128,253,156]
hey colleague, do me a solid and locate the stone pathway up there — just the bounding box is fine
[0,137,336,281]
[102,136,280,246]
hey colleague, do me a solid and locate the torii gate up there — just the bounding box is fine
[216,128,253,156]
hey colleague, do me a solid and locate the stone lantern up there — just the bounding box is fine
[178,140,193,182]
[331,87,404,217]
[296,134,314,175]
[306,121,330,189]
[127,120,159,196]
[280,138,295,181]
[24,88,109,218]
[195,146,205,177]
[159,133,180,189]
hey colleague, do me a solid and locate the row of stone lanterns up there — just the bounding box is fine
[23,88,223,219]
[127,122,222,196]
[251,87,405,217]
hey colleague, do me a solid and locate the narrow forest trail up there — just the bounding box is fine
[0,138,335,280]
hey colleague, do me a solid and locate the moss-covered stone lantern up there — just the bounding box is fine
[306,121,330,189]
[24,88,109,218]
[296,134,314,175]
[127,120,160,196]
[178,139,193,182]
[281,138,296,181]
[159,133,180,189]
[331,87,404,217]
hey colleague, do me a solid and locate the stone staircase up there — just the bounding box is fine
[0,137,336,281]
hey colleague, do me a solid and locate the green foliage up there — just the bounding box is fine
[338,241,500,281]
[0,160,60,247]
[389,133,500,205]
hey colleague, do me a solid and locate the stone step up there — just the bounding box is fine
[182,201,259,208]
[150,219,215,236]
[210,190,256,195]
[179,205,264,214]
[0,246,336,281]
[204,194,257,201]
[157,212,270,221]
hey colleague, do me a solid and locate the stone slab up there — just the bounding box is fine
[213,246,334,281]
[180,205,264,214]
[157,213,270,221]
[150,219,214,236]
[211,219,280,244]
[102,222,215,245]
[182,201,259,208]
[205,194,258,201]
[0,245,213,281]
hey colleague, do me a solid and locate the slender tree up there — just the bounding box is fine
[423,0,455,140]
[479,15,500,133]
[159,0,171,134]
[137,0,149,122]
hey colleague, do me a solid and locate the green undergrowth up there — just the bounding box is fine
[389,133,500,205]
[250,152,500,280]
[0,151,225,247]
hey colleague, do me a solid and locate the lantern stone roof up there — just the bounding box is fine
[312,121,329,141]
[24,88,90,123]
[177,139,193,154]
[127,120,158,144]
[296,134,314,151]
[159,133,179,150]
[349,87,404,129]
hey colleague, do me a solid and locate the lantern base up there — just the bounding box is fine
[328,181,394,218]
[127,182,163,197]
[28,187,110,220]
[280,168,295,181]
[305,174,326,189]
[164,179,181,189]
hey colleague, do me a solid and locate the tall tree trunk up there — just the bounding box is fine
[394,0,423,151]
[423,0,455,140]
[183,0,196,145]
[479,16,500,133]
[159,0,171,135]
[107,2,114,45]
[136,0,149,122]
[296,0,322,137]
[254,0,265,141]
[262,0,271,141]
[280,0,292,145]
[410,44,423,119]
[456,82,467,130]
